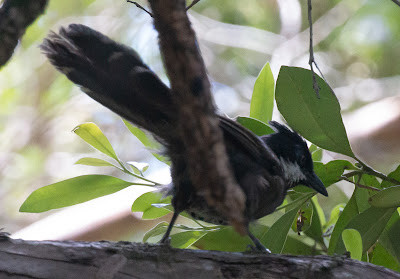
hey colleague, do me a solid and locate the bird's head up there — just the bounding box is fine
[261,121,328,197]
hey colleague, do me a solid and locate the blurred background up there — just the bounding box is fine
[1,0,399,242]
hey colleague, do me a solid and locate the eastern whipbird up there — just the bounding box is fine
[40,24,328,251]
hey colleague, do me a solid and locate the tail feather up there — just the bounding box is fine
[40,24,177,144]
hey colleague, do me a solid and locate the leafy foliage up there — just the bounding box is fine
[20,66,400,272]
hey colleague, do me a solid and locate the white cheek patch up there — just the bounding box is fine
[279,158,306,183]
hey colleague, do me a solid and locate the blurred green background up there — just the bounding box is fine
[1,0,399,241]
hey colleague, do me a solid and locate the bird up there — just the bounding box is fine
[40,24,328,251]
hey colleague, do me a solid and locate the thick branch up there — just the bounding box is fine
[147,0,246,234]
[0,0,48,67]
[0,237,399,279]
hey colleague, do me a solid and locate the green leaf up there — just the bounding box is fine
[328,191,359,255]
[312,148,323,162]
[343,206,396,254]
[312,195,326,225]
[309,144,318,153]
[127,161,149,175]
[305,197,324,243]
[143,221,168,242]
[342,229,363,260]
[75,157,117,168]
[236,116,274,136]
[250,62,274,123]
[193,226,253,252]
[381,165,400,188]
[123,119,170,165]
[371,243,400,272]
[355,186,370,213]
[324,203,345,230]
[282,235,321,255]
[369,186,400,208]
[170,231,208,249]
[379,214,400,265]
[20,175,133,213]
[261,206,300,253]
[314,160,356,187]
[131,191,171,219]
[72,123,118,161]
[275,66,354,157]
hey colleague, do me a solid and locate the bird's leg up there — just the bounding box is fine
[160,210,180,244]
[247,229,271,253]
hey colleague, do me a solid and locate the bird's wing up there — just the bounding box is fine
[218,116,281,169]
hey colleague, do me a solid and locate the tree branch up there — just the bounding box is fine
[126,1,153,17]
[391,0,400,7]
[0,0,48,67]
[147,0,247,234]
[0,237,399,278]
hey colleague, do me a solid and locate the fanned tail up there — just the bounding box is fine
[40,24,178,145]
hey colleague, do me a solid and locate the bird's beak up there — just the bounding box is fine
[306,173,328,197]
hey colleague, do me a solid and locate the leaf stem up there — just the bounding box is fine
[117,159,161,185]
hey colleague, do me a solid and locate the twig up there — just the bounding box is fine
[392,0,400,7]
[307,0,321,99]
[186,0,201,10]
[340,177,380,192]
[354,156,400,185]
[342,170,363,178]
[126,1,153,17]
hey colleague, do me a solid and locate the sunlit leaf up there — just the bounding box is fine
[236,116,274,136]
[127,161,149,175]
[75,157,117,168]
[72,123,118,160]
[193,226,259,252]
[312,148,323,162]
[342,229,362,260]
[324,203,345,230]
[143,222,168,242]
[20,175,133,213]
[276,66,354,157]
[123,119,170,164]
[170,231,208,249]
[131,191,171,219]
[250,62,274,123]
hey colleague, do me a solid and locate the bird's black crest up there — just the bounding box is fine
[268,121,307,148]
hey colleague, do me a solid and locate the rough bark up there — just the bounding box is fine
[0,235,399,279]
[0,0,48,67]
[147,0,247,234]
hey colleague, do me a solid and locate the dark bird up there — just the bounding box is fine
[40,24,328,251]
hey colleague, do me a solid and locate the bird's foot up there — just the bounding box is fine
[159,234,171,245]
[245,244,271,254]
